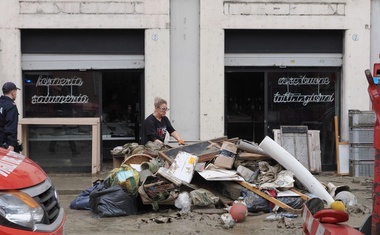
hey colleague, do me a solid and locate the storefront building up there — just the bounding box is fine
[0,0,372,173]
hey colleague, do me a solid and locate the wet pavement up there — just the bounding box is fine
[51,166,374,235]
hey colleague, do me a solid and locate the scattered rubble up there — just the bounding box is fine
[70,136,373,233]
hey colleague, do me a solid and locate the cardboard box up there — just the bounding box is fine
[220,141,237,153]
[214,141,237,169]
[214,155,235,169]
[167,151,198,183]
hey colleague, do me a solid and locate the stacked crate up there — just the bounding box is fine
[348,110,376,177]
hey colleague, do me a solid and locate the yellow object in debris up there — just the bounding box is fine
[331,200,346,212]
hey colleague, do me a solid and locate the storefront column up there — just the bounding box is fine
[199,0,224,140]
[199,28,225,140]
[144,29,170,117]
[341,29,371,141]
[0,28,22,112]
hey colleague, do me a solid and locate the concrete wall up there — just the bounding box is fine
[200,0,371,141]
[371,0,380,75]
[0,0,171,130]
[0,0,373,143]
[200,1,225,140]
[170,0,200,141]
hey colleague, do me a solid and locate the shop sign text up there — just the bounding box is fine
[31,75,89,104]
[274,76,334,106]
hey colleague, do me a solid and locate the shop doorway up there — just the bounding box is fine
[225,68,340,171]
[101,70,144,162]
[225,72,265,142]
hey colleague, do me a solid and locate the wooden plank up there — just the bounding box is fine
[307,130,322,173]
[334,116,341,174]
[289,188,311,201]
[237,181,302,214]
[237,152,271,160]
[112,154,126,168]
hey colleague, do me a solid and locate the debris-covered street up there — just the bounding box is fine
[61,137,374,235]
[58,173,372,235]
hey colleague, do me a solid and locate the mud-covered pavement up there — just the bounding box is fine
[57,172,373,235]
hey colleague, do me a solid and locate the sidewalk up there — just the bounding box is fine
[49,163,113,195]
[50,173,106,195]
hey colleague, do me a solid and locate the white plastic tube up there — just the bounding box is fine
[259,136,334,206]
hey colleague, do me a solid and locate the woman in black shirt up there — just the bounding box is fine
[141,97,184,145]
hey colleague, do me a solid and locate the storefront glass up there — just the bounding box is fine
[267,70,338,168]
[267,71,337,130]
[22,70,143,172]
[23,71,100,117]
[28,124,92,173]
[225,68,340,170]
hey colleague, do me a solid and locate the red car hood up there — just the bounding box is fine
[0,148,47,190]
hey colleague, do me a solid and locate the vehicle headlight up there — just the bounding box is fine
[0,191,44,230]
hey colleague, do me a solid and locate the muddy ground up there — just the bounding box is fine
[60,172,373,235]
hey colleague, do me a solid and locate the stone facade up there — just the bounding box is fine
[0,0,373,143]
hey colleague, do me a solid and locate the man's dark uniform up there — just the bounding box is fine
[0,95,19,151]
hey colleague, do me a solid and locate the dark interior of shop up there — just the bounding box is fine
[225,72,265,142]
[101,71,143,163]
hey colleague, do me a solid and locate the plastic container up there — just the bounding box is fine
[349,127,374,144]
[349,110,376,127]
[349,145,375,161]
[349,160,374,177]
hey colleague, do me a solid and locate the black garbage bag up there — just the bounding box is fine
[70,180,103,210]
[277,196,305,211]
[89,184,138,217]
[241,188,270,213]
[241,188,305,213]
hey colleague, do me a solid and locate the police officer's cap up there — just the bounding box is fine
[2,82,20,94]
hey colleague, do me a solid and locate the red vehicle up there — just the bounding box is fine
[0,148,66,235]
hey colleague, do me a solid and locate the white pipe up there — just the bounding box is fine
[259,136,334,206]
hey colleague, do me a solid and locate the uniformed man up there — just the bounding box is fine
[0,82,21,153]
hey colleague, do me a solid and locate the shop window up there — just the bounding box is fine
[23,70,143,169]
[23,71,100,118]
[225,69,340,170]
[28,124,92,173]
[267,71,337,130]
[267,70,338,166]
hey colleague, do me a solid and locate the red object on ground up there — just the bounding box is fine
[229,202,248,222]
[302,205,363,235]
[313,209,349,224]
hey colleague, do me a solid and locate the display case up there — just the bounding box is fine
[19,118,101,174]
[28,125,92,173]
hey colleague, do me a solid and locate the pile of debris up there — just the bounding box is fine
[69,136,363,229]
